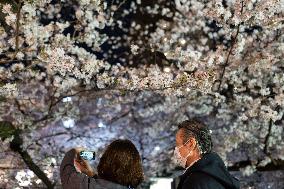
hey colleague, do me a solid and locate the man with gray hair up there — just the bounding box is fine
[172,118,240,189]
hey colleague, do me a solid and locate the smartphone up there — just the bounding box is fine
[79,151,96,160]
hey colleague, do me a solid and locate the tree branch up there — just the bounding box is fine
[264,119,273,155]
[216,1,244,92]
[261,119,279,166]
[0,0,22,65]
[228,159,284,171]
[9,131,56,189]
[12,0,22,59]
[0,121,55,188]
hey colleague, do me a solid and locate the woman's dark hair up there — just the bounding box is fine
[97,139,144,188]
[178,118,213,154]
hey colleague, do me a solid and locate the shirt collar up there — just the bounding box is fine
[183,158,201,174]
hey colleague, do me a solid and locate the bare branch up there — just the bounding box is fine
[8,128,55,189]
[216,0,245,92]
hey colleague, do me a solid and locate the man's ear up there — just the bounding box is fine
[185,137,197,151]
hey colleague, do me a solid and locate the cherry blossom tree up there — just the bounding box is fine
[0,0,283,188]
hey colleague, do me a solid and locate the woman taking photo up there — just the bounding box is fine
[60,139,144,189]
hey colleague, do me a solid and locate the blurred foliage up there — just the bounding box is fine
[0,96,5,102]
[0,121,17,141]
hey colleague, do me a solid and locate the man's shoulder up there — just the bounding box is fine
[182,171,225,189]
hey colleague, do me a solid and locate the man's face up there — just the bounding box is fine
[175,129,190,157]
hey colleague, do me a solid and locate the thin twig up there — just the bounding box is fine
[12,0,22,60]
[217,1,244,91]
[0,58,36,65]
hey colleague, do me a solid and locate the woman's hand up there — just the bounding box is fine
[73,147,96,177]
